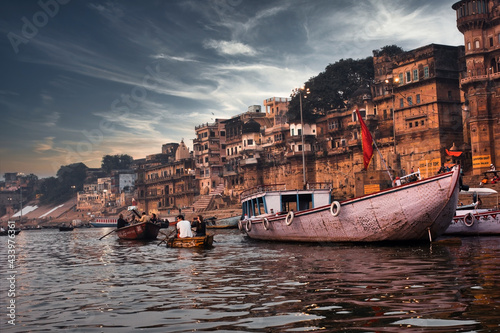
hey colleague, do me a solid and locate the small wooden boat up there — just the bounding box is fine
[59,225,74,231]
[116,221,161,240]
[206,216,241,229]
[0,229,21,236]
[166,234,214,248]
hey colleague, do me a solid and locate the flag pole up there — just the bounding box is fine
[356,109,394,184]
[372,139,394,183]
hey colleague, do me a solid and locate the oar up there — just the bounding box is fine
[157,229,176,246]
[99,229,117,240]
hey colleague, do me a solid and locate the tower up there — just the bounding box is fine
[452,0,500,174]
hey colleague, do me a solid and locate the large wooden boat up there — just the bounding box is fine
[166,234,214,248]
[239,167,461,243]
[116,221,161,240]
[445,188,500,235]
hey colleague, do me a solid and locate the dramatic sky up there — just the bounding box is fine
[0,0,463,179]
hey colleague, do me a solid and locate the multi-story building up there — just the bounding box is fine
[452,0,500,174]
[134,141,196,216]
[193,121,226,194]
[371,44,465,178]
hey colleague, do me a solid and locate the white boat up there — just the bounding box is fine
[239,167,461,243]
[206,215,241,229]
[90,217,117,227]
[445,187,500,235]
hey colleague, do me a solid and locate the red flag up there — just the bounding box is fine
[356,109,374,170]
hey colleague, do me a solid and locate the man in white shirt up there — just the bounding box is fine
[176,215,193,238]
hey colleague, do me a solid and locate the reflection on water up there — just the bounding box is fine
[1,229,499,332]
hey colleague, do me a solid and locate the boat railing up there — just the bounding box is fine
[240,184,287,200]
[396,170,421,186]
[240,182,332,201]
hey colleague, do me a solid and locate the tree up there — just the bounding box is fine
[38,163,88,205]
[101,154,134,174]
[287,57,375,121]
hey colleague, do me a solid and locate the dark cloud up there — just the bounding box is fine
[0,0,462,178]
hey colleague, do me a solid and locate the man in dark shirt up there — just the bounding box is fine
[192,215,206,237]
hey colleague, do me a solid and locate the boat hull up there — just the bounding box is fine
[445,210,500,235]
[206,216,240,229]
[242,168,460,242]
[116,222,161,240]
[166,235,214,248]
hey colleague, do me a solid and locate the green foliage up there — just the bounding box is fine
[101,154,134,174]
[373,45,404,57]
[38,163,88,205]
[288,57,374,122]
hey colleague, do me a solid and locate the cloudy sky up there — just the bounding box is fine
[0,0,463,179]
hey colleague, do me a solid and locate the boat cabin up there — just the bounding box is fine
[240,183,332,217]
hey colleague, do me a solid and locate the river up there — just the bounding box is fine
[1,228,499,332]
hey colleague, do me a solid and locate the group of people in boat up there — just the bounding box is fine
[116,211,206,239]
[116,211,159,228]
[174,214,206,238]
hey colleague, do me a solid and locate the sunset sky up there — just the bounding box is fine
[0,0,463,179]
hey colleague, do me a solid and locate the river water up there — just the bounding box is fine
[1,228,499,332]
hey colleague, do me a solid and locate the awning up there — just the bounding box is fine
[446,149,462,157]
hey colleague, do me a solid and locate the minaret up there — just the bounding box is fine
[452,0,500,174]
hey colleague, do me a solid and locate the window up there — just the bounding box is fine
[498,34,500,44]
[421,120,425,126]
[415,121,418,127]
[467,42,471,50]
[413,69,418,81]
[383,109,387,120]
[205,157,208,163]
[399,73,403,84]
[424,66,429,78]
[406,71,411,83]
[416,94,421,104]
[409,122,413,128]
[291,129,294,136]
[490,37,494,47]
[248,139,253,145]
[298,129,302,136]
[448,91,453,100]
[407,96,413,106]
[400,98,404,108]
[475,40,480,49]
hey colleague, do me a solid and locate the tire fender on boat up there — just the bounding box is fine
[285,211,294,225]
[330,201,341,217]
[245,219,252,232]
[263,218,270,230]
[464,212,475,227]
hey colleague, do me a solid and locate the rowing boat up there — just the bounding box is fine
[166,234,214,248]
[116,221,161,240]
